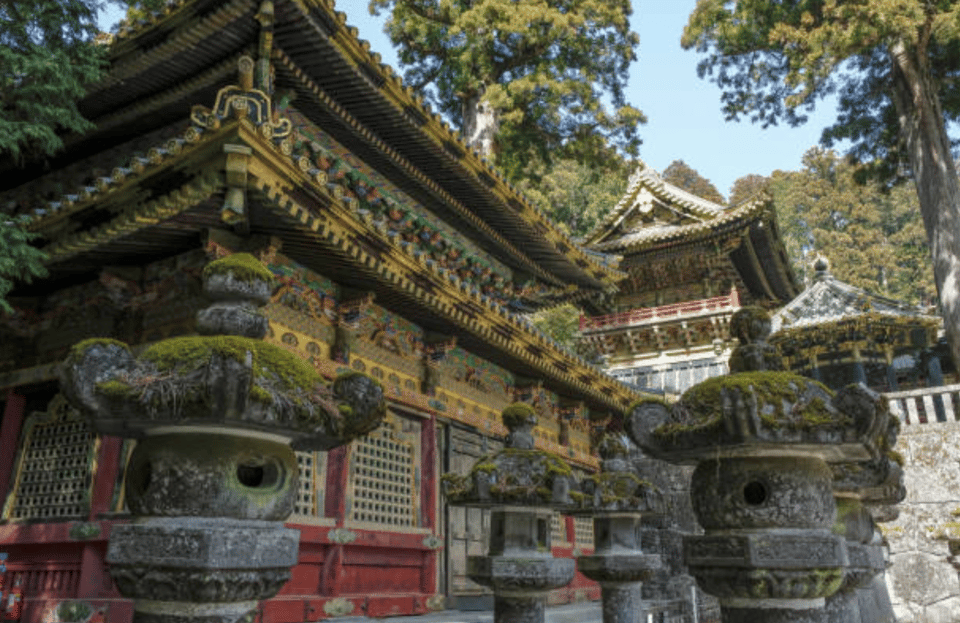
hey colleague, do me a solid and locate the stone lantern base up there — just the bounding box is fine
[107,517,300,623]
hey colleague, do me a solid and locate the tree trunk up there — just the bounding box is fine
[889,39,960,372]
[462,86,499,159]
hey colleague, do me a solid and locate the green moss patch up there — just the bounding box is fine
[202,253,276,285]
[502,402,537,429]
[69,337,130,360]
[679,372,839,430]
[141,335,321,393]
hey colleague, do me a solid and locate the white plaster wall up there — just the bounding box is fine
[885,421,960,622]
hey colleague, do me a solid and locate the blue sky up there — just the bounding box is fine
[100,0,843,199]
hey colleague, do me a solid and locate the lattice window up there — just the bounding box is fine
[574,517,594,548]
[4,395,97,521]
[346,414,420,528]
[292,450,328,518]
[551,513,568,545]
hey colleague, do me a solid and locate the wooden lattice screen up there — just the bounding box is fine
[346,414,420,528]
[3,395,97,521]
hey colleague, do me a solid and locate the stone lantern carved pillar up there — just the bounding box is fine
[826,454,903,623]
[625,307,896,623]
[572,433,661,623]
[59,253,387,623]
[442,403,577,623]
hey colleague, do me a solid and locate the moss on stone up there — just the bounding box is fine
[627,396,672,414]
[96,379,136,398]
[202,253,276,285]
[473,461,498,474]
[502,402,537,429]
[676,371,839,431]
[887,449,905,466]
[833,498,859,536]
[69,337,130,360]
[249,385,273,404]
[141,335,321,393]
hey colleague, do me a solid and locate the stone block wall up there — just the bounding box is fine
[886,421,960,622]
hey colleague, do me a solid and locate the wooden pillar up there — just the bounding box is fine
[77,435,125,597]
[564,516,575,547]
[0,391,26,511]
[421,413,438,595]
[88,436,123,520]
[322,445,350,596]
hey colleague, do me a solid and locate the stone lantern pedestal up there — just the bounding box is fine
[443,403,578,623]
[624,307,897,623]
[825,456,902,623]
[572,434,661,623]
[59,253,387,623]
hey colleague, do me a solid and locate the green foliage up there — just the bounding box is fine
[682,0,960,369]
[518,158,630,237]
[528,302,585,353]
[0,0,160,314]
[727,173,769,206]
[768,148,935,305]
[661,159,725,204]
[0,0,162,163]
[370,0,645,178]
[0,215,48,314]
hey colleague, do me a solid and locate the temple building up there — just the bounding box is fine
[577,163,799,397]
[769,257,941,394]
[0,1,646,621]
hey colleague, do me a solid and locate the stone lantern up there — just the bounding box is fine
[442,403,578,623]
[571,432,661,623]
[624,307,896,623]
[826,455,901,623]
[59,253,387,623]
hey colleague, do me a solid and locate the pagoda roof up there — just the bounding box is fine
[0,87,644,414]
[583,161,799,304]
[0,0,623,294]
[770,259,939,334]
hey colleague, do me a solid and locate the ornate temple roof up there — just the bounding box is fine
[583,161,799,304]
[0,0,623,293]
[770,258,940,334]
[0,0,644,413]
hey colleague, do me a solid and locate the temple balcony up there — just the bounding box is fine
[579,289,740,334]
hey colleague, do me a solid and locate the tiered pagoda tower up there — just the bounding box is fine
[0,1,645,621]
[578,162,799,398]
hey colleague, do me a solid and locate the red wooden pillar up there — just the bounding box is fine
[420,414,438,596]
[564,515,575,547]
[321,446,350,597]
[77,435,124,597]
[0,391,26,510]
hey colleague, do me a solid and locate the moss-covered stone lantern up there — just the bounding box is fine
[570,432,661,623]
[442,402,577,623]
[59,253,387,623]
[826,450,903,623]
[624,307,897,623]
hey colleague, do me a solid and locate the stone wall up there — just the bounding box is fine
[886,420,960,622]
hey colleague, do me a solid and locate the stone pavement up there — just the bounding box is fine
[335,601,603,623]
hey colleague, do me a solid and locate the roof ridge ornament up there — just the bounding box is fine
[189,55,292,141]
[813,255,832,281]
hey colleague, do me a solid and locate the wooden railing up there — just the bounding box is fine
[1,564,82,597]
[579,289,740,332]
[885,383,960,424]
